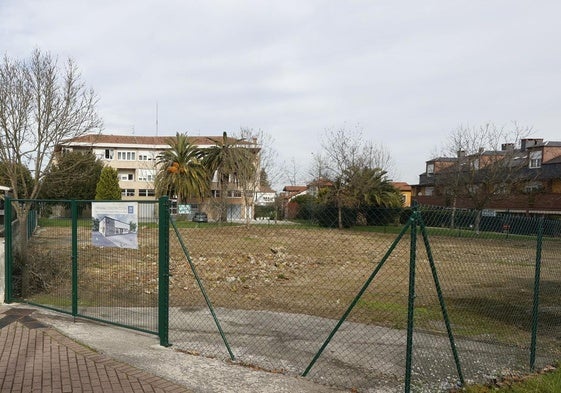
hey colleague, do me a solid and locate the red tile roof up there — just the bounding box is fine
[392,182,412,191]
[60,133,240,147]
[282,185,307,193]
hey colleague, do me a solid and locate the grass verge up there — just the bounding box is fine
[459,364,560,392]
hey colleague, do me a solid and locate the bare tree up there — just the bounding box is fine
[283,157,302,187]
[362,140,395,180]
[233,128,263,224]
[0,49,102,239]
[438,122,532,231]
[320,125,395,229]
[308,152,330,185]
[238,127,281,189]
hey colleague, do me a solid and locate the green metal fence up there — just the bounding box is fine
[4,198,561,392]
[4,197,171,345]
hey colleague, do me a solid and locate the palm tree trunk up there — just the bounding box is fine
[220,173,228,222]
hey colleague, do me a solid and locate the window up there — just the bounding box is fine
[138,169,155,182]
[117,151,136,161]
[228,173,239,185]
[120,173,134,181]
[424,187,434,196]
[212,190,221,198]
[105,149,114,159]
[138,153,155,161]
[494,183,509,195]
[227,190,242,198]
[121,189,135,197]
[525,182,542,193]
[138,189,155,197]
[426,163,434,176]
[529,151,542,169]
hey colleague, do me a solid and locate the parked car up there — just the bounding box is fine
[192,212,208,223]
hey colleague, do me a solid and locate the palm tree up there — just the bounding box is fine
[201,132,255,222]
[154,133,209,204]
[326,165,402,228]
[346,166,403,209]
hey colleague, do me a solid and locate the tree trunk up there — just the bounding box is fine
[450,196,457,229]
[220,174,228,222]
[474,209,482,234]
[337,199,343,229]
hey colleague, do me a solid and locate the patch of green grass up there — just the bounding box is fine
[171,220,238,228]
[356,299,440,329]
[25,293,100,308]
[423,226,537,241]
[355,296,533,345]
[462,365,561,392]
[352,225,405,234]
[38,217,92,228]
[26,294,72,307]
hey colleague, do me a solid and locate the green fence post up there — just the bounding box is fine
[303,218,414,377]
[71,200,78,316]
[158,196,170,347]
[4,196,12,303]
[530,217,544,371]
[170,217,235,360]
[404,210,418,393]
[419,215,465,386]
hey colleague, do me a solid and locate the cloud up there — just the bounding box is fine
[1,0,561,186]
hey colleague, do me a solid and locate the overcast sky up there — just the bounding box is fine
[2,1,561,188]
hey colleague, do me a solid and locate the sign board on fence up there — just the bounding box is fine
[92,202,138,249]
[482,209,496,217]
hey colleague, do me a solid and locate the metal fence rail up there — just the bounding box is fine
[4,197,169,341]
[167,205,561,392]
[4,198,561,392]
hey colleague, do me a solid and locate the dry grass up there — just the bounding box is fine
[22,223,561,353]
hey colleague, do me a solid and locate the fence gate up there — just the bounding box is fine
[4,197,171,346]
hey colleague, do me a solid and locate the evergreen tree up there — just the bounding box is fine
[40,152,103,199]
[0,162,34,198]
[95,167,121,200]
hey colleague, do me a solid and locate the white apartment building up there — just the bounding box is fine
[55,133,262,220]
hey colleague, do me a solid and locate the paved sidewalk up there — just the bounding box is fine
[0,307,191,393]
[0,305,347,393]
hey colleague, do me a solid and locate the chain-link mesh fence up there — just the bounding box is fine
[6,199,162,334]
[167,204,561,392]
[5,199,561,392]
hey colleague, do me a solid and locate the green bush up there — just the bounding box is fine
[315,205,356,228]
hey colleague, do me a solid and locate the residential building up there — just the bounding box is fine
[391,182,412,207]
[280,179,410,218]
[280,185,309,219]
[55,133,262,220]
[413,138,561,215]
